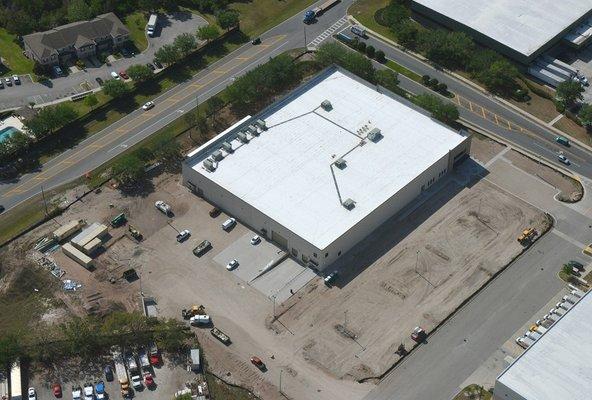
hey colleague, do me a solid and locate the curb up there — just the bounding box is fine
[347,16,592,155]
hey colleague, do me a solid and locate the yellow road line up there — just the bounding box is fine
[507,120,511,130]
[469,101,473,112]
[481,107,486,119]
[5,34,288,196]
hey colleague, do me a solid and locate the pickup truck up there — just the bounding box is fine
[210,327,231,345]
[125,353,142,389]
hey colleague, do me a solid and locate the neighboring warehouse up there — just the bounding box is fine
[182,67,470,269]
[494,290,591,400]
[23,12,130,66]
[411,0,592,65]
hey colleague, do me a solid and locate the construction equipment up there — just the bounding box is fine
[128,225,142,241]
[517,228,536,245]
[110,213,127,227]
[182,305,206,320]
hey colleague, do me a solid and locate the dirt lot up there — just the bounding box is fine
[469,133,506,165]
[0,158,548,399]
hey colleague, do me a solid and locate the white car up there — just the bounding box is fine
[142,101,154,111]
[110,71,120,80]
[190,314,211,325]
[83,383,94,400]
[155,200,172,215]
[176,229,191,242]
[222,217,236,231]
[226,259,239,270]
[250,235,261,245]
[557,154,570,165]
[12,75,20,84]
[72,386,82,400]
[4,77,11,86]
[28,387,36,400]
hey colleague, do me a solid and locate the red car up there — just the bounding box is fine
[52,383,62,398]
[144,372,154,387]
[119,70,129,80]
[410,326,427,343]
[250,356,266,370]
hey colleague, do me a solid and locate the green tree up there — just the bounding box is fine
[84,94,99,109]
[382,1,410,26]
[376,69,400,92]
[126,64,153,82]
[154,44,181,65]
[0,334,23,367]
[419,30,474,69]
[477,59,518,95]
[111,154,146,187]
[217,10,239,30]
[366,45,376,58]
[394,20,419,48]
[138,0,159,11]
[154,318,190,352]
[375,50,386,63]
[579,103,592,129]
[467,49,503,75]
[67,0,94,22]
[415,93,459,124]
[196,25,220,42]
[173,33,198,56]
[316,42,375,83]
[556,80,584,107]
[25,104,78,139]
[205,96,225,124]
[154,139,181,165]
[102,79,130,98]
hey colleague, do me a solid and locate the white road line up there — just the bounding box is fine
[308,16,349,47]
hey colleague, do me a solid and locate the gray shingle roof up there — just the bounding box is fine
[24,12,129,60]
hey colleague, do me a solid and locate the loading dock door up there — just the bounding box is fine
[271,230,288,249]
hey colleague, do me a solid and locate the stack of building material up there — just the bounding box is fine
[70,222,108,255]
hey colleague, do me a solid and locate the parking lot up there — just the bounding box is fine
[0,11,208,110]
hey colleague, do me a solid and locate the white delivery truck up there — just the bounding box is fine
[147,14,157,37]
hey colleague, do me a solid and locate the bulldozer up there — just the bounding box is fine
[182,305,206,320]
[517,228,536,245]
[128,225,143,241]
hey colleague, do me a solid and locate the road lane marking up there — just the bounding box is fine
[5,35,287,196]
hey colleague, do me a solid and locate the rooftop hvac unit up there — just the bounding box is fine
[334,158,347,169]
[367,127,382,142]
[203,159,216,172]
[255,119,267,130]
[321,100,332,111]
[342,198,355,210]
[247,125,259,136]
[237,131,248,143]
[222,141,233,153]
[211,150,223,161]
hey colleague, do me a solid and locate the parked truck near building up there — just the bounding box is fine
[125,353,142,390]
[9,361,22,400]
[113,352,130,397]
[303,0,339,23]
[147,14,157,37]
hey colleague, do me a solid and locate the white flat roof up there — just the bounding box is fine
[497,291,592,400]
[414,0,592,57]
[188,69,466,249]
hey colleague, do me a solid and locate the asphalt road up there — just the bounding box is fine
[0,0,354,212]
[360,34,592,178]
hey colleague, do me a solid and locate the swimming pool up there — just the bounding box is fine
[0,126,19,143]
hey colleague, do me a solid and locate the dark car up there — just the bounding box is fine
[0,205,4,213]
[121,47,130,57]
[193,240,212,257]
[104,365,114,381]
[250,356,266,371]
[323,271,338,286]
[209,207,221,218]
[95,77,104,86]
[251,37,261,45]
[153,59,163,69]
[567,260,584,271]
[146,63,156,71]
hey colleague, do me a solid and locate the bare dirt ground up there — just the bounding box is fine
[504,150,583,202]
[469,133,506,164]
[0,160,548,399]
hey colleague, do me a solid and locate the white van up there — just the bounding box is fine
[110,71,120,80]
[222,218,236,231]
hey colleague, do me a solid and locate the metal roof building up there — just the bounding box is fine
[494,290,592,400]
[411,0,592,64]
[182,67,470,269]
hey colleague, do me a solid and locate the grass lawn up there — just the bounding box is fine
[124,12,149,51]
[553,116,592,145]
[386,59,422,83]
[206,373,256,400]
[0,194,49,245]
[231,0,316,37]
[0,28,35,75]
[349,0,392,39]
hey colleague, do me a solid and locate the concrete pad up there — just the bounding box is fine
[213,232,283,282]
[251,258,317,303]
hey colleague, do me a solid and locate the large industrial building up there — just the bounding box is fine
[411,0,592,64]
[182,67,470,269]
[494,290,592,400]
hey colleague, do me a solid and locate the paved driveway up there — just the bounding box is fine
[0,12,207,110]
